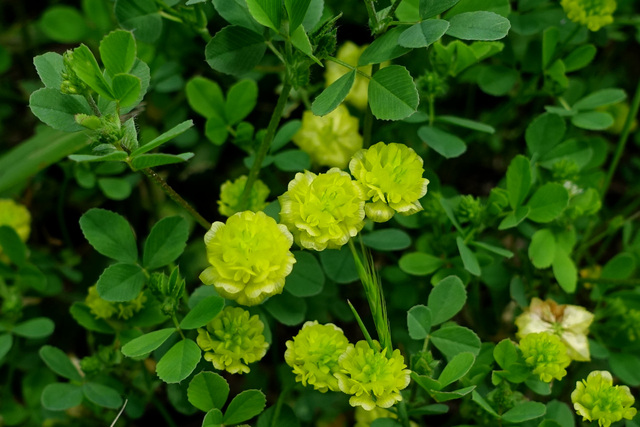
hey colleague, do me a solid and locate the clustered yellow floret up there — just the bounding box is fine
[560,0,616,31]
[197,306,268,374]
[85,285,147,320]
[519,332,571,382]
[571,370,637,427]
[217,175,269,217]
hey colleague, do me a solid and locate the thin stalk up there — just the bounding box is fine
[397,400,411,427]
[171,314,186,340]
[604,79,640,193]
[326,56,372,79]
[388,0,404,20]
[364,0,379,30]
[363,63,381,148]
[239,79,293,210]
[141,168,211,230]
[428,95,435,126]
[84,93,101,117]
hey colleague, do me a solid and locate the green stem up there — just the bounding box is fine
[397,399,411,427]
[84,93,101,117]
[428,95,435,126]
[239,79,293,210]
[604,79,640,193]
[171,314,186,340]
[388,0,404,19]
[364,0,379,31]
[363,63,381,148]
[141,168,211,230]
[325,56,371,79]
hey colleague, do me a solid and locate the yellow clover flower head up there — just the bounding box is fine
[515,297,594,361]
[293,105,363,169]
[0,199,31,253]
[278,168,366,251]
[325,42,370,110]
[218,175,269,217]
[560,0,616,31]
[284,321,350,393]
[199,211,295,306]
[571,370,637,427]
[519,332,571,383]
[349,142,429,223]
[85,285,147,320]
[335,341,411,411]
[196,306,268,374]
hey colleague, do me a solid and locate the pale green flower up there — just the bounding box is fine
[519,332,571,383]
[560,0,616,31]
[335,341,411,411]
[349,142,429,223]
[197,306,268,374]
[515,297,594,361]
[85,285,147,320]
[284,321,350,393]
[293,105,363,169]
[0,199,31,255]
[200,211,296,306]
[571,370,637,427]
[218,175,269,217]
[278,168,366,251]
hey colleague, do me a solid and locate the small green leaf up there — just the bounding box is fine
[246,0,282,31]
[407,305,432,340]
[33,52,64,89]
[551,249,577,293]
[428,275,467,325]
[13,317,55,339]
[40,6,87,43]
[571,111,614,130]
[525,113,566,157]
[399,252,443,276]
[180,296,225,330]
[470,241,513,258]
[311,70,355,116]
[121,328,176,358]
[430,385,476,402]
[398,19,449,48]
[114,0,162,43]
[0,226,26,266]
[225,79,258,125]
[478,65,518,96]
[39,346,83,381]
[418,126,466,158]
[285,251,325,298]
[526,183,569,223]
[96,263,146,302]
[0,334,13,361]
[98,177,132,200]
[529,229,556,269]
[431,325,481,360]
[99,30,136,76]
[545,400,575,427]
[498,205,529,230]
[186,77,225,120]
[358,27,412,66]
[271,120,301,152]
[446,11,511,41]
[156,339,201,383]
[143,216,189,270]
[41,383,83,411]
[205,26,266,76]
[112,73,141,108]
[493,339,518,370]
[83,382,123,409]
[420,0,461,18]
[436,115,495,133]
[206,116,229,145]
[438,352,475,388]
[573,88,626,111]
[601,252,636,280]
[291,26,321,65]
[187,371,230,412]
[362,229,411,251]
[212,0,262,32]
[70,44,114,100]
[29,88,92,132]
[263,292,307,326]
[563,44,596,72]
[203,409,224,426]
[542,27,559,69]
[79,208,137,263]
[319,246,359,284]
[285,0,311,31]
[457,237,481,276]
[223,390,267,425]
[501,401,546,424]
[273,149,311,172]
[506,155,531,209]
[609,353,640,387]
[70,302,115,334]
[69,152,128,162]
[132,120,194,156]
[369,65,419,121]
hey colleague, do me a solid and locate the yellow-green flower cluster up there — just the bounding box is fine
[196,306,268,374]
[519,332,571,382]
[571,371,637,427]
[278,168,365,251]
[217,175,269,217]
[560,0,616,31]
[515,297,594,361]
[200,211,295,306]
[85,285,147,320]
[349,142,429,222]
[284,321,349,392]
[293,105,363,169]
[324,42,370,110]
[335,341,411,411]
[0,199,31,255]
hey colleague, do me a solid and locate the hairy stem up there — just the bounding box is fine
[141,168,211,230]
[239,79,293,210]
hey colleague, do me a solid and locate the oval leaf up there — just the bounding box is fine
[121,328,176,358]
[79,208,137,263]
[39,345,83,382]
[428,275,467,325]
[446,11,511,41]
[143,216,189,270]
[96,263,146,302]
[223,390,267,425]
[368,65,419,121]
[180,295,225,330]
[187,371,230,412]
[156,339,202,384]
